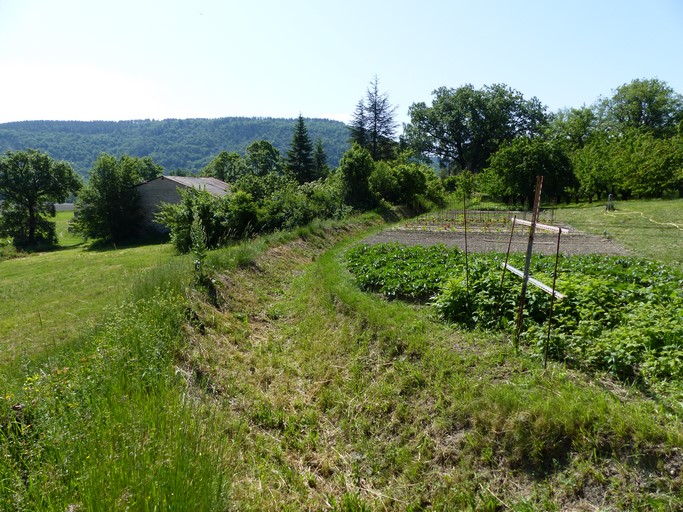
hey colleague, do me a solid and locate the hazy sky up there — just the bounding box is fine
[1,0,682,128]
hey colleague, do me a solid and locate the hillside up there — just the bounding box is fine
[0,117,350,177]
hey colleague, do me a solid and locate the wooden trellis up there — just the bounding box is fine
[497,176,565,368]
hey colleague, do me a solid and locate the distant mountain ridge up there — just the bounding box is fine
[0,117,350,178]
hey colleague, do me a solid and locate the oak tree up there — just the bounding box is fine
[0,149,81,246]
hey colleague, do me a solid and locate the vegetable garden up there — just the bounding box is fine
[346,227,683,397]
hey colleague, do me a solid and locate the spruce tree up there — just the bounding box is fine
[366,76,398,160]
[348,76,398,161]
[349,99,368,148]
[286,114,315,183]
[313,138,329,179]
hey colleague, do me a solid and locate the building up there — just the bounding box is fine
[135,176,230,232]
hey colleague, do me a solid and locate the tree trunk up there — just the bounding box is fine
[28,204,36,244]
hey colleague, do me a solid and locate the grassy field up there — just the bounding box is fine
[0,212,179,379]
[1,203,682,510]
[552,198,683,269]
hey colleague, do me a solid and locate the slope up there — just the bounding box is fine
[0,117,350,177]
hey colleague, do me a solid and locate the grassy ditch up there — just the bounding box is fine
[178,208,683,508]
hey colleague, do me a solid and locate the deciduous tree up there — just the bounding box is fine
[600,78,683,137]
[201,151,246,182]
[483,137,573,206]
[338,143,377,210]
[73,154,163,242]
[245,140,284,176]
[0,149,81,246]
[405,84,548,174]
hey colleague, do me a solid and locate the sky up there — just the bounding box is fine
[1,0,682,130]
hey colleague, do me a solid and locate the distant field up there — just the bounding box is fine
[0,212,177,376]
[552,198,683,269]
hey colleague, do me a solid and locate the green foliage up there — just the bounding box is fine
[313,137,329,179]
[570,129,683,200]
[349,76,398,161]
[0,149,81,247]
[286,115,316,183]
[369,161,426,205]
[156,188,235,252]
[338,143,377,210]
[483,136,575,206]
[200,150,247,182]
[190,209,209,287]
[245,139,285,176]
[0,118,350,177]
[405,83,549,173]
[346,243,683,391]
[158,172,349,253]
[346,243,464,300]
[73,153,163,242]
[601,78,683,137]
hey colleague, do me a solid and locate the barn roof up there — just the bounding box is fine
[140,176,231,197]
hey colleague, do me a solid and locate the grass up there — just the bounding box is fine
[1,203,682,510]
[177,202,683,509]
[552,198,683,269]
[0,211,178,380]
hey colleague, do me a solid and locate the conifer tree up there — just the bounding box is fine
[348,76,398,161]
[313,138,329,179]
[286,114,315,183]
[349,99,368,149]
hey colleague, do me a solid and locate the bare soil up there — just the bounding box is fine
[363,224,630,256]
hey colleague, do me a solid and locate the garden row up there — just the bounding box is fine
[346,243,683,394]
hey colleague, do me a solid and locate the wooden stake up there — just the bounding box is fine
[544,227,563,369]
[514,176,544,348]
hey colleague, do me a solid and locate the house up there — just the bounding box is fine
[135,176,230,231]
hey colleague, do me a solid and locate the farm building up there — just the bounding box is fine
[135,176,230,231]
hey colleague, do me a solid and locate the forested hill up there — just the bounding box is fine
[0,117,350,177]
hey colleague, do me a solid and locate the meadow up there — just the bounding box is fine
[0,212,178,380]
[552,198,683,269]
[1,201,682,510]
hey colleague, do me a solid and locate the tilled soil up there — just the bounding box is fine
[363,225,630,256]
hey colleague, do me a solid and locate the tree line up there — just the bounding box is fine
[405,78,683,205]
[0,106,446,249]
[0,117,350,177]
[1,76,681,250]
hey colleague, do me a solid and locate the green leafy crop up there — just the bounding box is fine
[347,243,683,390]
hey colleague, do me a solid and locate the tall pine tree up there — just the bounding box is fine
[286,114,315,183]
[348,76,398,161]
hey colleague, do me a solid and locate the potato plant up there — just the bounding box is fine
[346,243,683,391]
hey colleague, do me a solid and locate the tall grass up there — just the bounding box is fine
[1,279,227,510]
[2,204,682,510]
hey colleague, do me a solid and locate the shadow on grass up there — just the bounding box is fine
[83,232,171,253]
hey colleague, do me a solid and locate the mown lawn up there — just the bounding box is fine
[552,198,683,269]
